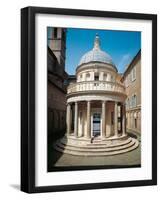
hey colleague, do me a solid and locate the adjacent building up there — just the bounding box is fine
[121,50,141,135]
[47,27,68,140]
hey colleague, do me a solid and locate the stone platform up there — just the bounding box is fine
[53,134,139,156]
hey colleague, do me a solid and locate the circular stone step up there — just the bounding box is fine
[53,135,139,156]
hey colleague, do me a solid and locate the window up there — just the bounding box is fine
[131,95,137,108]
[131,67,136,81]
[94,74,99,81]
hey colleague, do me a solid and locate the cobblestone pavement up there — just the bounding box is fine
[48,133,141,171]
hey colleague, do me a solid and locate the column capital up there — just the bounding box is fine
[66,102,71,106]
[87,100,91,106]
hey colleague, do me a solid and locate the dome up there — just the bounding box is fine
[78,34,115,67]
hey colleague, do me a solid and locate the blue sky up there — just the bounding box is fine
[65,28,141,75]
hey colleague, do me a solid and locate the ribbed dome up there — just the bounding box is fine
[78,34,115,67]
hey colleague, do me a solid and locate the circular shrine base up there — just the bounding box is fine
[53,134,139,156]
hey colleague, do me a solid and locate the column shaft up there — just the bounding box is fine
[114,102,118,137]
[122,103,126,136]
[102,101,106,138]
[74,102,78,137]
[86,101,91,138]
[66,103,71,135]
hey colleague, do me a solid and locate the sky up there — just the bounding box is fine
[65,28,141,75]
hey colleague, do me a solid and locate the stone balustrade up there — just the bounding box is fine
[67,81,125,94]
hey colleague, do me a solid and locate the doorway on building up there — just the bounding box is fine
[92,113,101,137]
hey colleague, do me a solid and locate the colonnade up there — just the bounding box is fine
[66,101,126,139]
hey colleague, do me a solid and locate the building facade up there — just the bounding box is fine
[54,35,139,156]
[47,27,68,139]
[121,50,141,135]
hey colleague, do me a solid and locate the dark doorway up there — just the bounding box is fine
[93,113,101,137]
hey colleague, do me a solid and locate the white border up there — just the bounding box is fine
[35,14,152,186]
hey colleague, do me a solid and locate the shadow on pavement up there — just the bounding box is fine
[47,129,67,172]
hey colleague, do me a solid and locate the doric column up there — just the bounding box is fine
[122,103,126,136]
[86,101,91,138]
[129,113,131,129]
[74,102,78,137]
[102,101,106,138]
[114,102,118,137]
[66,103,71,135]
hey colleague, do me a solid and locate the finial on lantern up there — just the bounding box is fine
[93,33,100,50]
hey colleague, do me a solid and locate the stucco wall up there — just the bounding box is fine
[123,52,141,134]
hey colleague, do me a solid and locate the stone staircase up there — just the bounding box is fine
[53,136,139,156]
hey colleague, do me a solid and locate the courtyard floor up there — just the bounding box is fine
[48,132,141,172]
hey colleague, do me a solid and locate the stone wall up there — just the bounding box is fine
[48,80,66,139]
[47,27,67,140]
